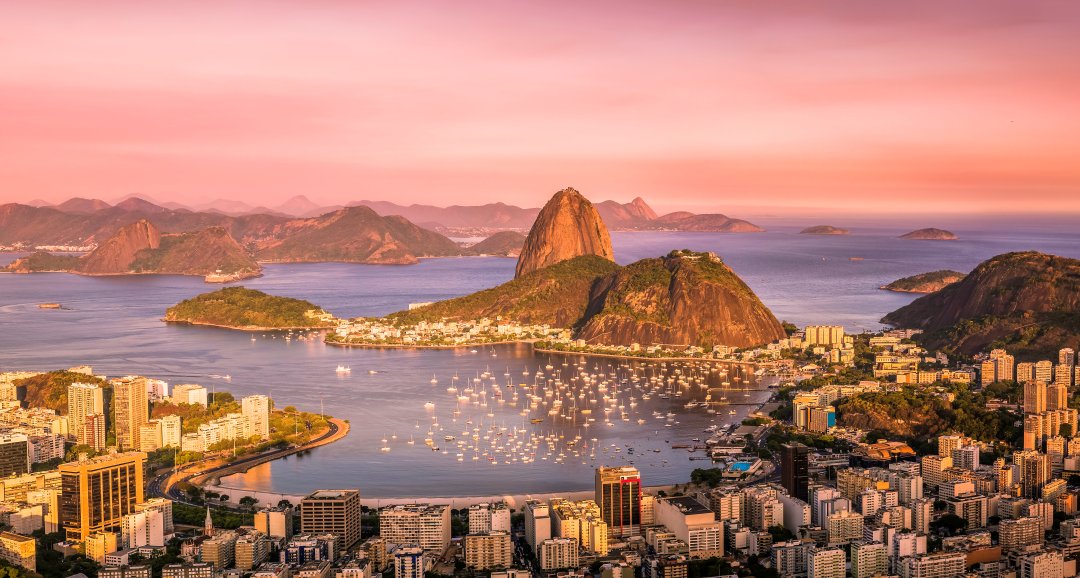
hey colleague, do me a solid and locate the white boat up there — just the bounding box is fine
[336,365,351,374]
[430,375,438,384]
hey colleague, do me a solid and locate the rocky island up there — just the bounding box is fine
[468,231,527,257]
[4,220,262,282]
[899,227,957,240]
[165,287,335,330]
[883,251,1080,357]
[799,225,850,235]
[514,188,614,278]
[880,270,965,293]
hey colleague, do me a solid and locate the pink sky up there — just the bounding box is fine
[2,0,1079,214]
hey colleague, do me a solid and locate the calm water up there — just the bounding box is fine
[1,228,1078,497]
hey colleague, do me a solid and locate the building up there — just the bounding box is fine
[850,541,886,578]
[538,538,578,571]
[84,412,107,451]
[201,531,238,568]
[772,540,814,577]
[160,415,182,448]
[162,563,215,578]
[654,496,723,559]
[138,421,163,453]
[86,531,119,564]
[300,489,361,550]
[283,534,336,564]
[360,537,388,572]
[804,326,845,347]
[121,509,165,548]
[393,545,424,578]
[68,382,105,444]
[171,384,208,407]
[60,452,146,541]
[1019,549,1064,578]
[807,547,845,578]
[781,443,810,501]
[255,507,293,540]
[111,377,150,450]
[235,533,270,571]
[100,566,151,578]
[524,500,551,553]
[999,516,1043,551]
[468,502,511,534]
[135,498,175,536]
[241,395,272,440]
[826,510,864,544]
[28,434,65,464]
[0,532,35,572]
[596,466,642,537]
[898,551,966,578]
[550,498,608,555]
[1025,381,1047,414]
[463,532,512,570]
[0,434,29,477]
[379,504,451,552]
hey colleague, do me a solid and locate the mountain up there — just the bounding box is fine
[77,220,161,274]
[274,195,339,217]
[114,197,170,214]
[54,197,111,214]
[576,250,786,349]
[880,270,966,293]
[165,287,333,329]
[353,200,539,229]
[255,205,463,264]
[900,228,957,240]
[199,198,257,215]
[882,252,1080,357]
[390,255,620,327]
[594,197,659,228]
[469,231,526,257]
[800,225,850,235]
[653,212,764,232]
[515,188,615,278]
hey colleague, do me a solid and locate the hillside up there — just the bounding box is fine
[799,225,850,235]
[15,371,109,413]
[900,228,957,240]
[469,231,526,256]
[880,270,965,293]
[165,287,334,329]
[576,250,786,348]
[388,255,621,328]
[653,213,763,232]
[3,252,82,273]
[255,206,463,264]
[515,188,614,278]
[883,251,1080,357]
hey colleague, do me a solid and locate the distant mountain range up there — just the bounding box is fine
[8,194,762,236]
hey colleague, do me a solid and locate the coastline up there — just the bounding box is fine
[164,319,332,332]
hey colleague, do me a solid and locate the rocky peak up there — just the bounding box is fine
[629,197,659,220]
[78,219,161,274]
[514,188,614,278]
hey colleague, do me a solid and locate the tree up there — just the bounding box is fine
[278,499,293,509]
[239,496,258,508]
[932,513,968,535]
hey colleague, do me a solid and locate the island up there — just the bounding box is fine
[879,270,965,293]
[165,287,336,330]
[799,225,850,235]
[899,227,957,240]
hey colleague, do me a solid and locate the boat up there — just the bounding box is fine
[336,366,351,374]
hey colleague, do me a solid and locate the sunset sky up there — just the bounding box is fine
[2,1,1079,214]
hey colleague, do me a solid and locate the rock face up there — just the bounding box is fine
[77,220,162,274]
[469,231,527,256]
[255,206,463,264]
[515,188,614,278]
[880,270,965,293]
[883,252,1080,357]
[594,197,660,228]
[800,225,850,235]
[900,228,957,240]
[577,250,785,348]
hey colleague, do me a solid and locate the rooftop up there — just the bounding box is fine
[304,489,359,500]
[660,496,712,516]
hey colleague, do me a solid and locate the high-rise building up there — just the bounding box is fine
[937,435,963,458]
[59,452,146,541]
[160,415,182,448]
[379,504,451,552]
[463,532,512,570]
[68,382,105,444]
[139,421,163,453]
[999,516,1043,551]
[1025,381,1047,414]
[241,395,272,440]
[235,533,269,571]
[1061,348,1076,367]
[1035,361,1054,385]
[804,326,845,347]
[992,349,1015,383]
[595,466,642,537]
[468,502,511,534]
[200,530,237,568]
[807,547,845,578]
[850,541,886,578]
[550,499,609,555]
[255,506,293,540]
[1017,362,1036,383]
[1047,383,1068,411]
[134,499,174,536]
[0,434,30,477]
[523,500,550,553]
[1019,549,1064,578]
[781,443,810,501]
[170,384,208,407]
[121,509,165,548]
[84,413,107,451]
[111,377,149,450]
[898,551,965,578]
[393,545,424,578]
[300,490,361,550]
[538,538,578,571]
[654,496,722,559]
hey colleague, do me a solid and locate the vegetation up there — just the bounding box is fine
[2,251,81,272]
[881,270,965,293]
[34,530,95,578]
[130,229,258,275]
[173,501,253,528]
[165,287,333,329]
[14,370,109,413]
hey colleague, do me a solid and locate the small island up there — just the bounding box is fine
[799,225,850,235]
[900,227,957,240]
[880,270,966,293]
[165,287,336,330]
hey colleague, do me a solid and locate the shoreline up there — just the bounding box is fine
[164,319,333,332]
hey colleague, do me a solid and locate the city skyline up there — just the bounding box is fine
[2,1,1079,214]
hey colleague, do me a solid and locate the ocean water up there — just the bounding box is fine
[1,228,1077,497]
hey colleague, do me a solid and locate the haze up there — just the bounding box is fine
[2,0,1079,215]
